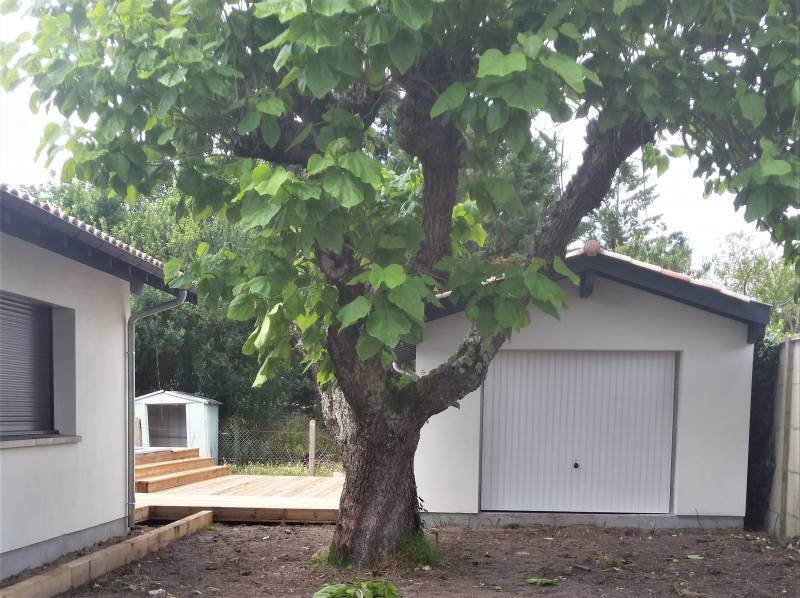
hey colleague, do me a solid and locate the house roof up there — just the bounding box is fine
[424,241,771,344]
[135,390,222,406]
[0,184,194,300]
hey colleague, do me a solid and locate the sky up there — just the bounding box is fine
[0,12,771,270]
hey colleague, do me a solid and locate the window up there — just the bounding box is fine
[0,293,54,438]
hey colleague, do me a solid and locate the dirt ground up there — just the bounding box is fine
[61,523,798,597]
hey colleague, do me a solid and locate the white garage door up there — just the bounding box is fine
[481,350,676,513]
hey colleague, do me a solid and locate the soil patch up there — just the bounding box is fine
[61,523,799,597]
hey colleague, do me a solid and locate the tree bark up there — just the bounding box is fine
[331,417,422,563]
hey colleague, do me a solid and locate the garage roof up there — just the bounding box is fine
[0,184,194,301]
[424,241,771,344]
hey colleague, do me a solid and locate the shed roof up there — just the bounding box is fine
[135,390,222,406]
[0,184,195,300]
[424,241,771,344]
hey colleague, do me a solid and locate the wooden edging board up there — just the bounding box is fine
[0,510,213,598]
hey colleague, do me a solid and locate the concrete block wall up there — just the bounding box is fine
[767,336,800,536]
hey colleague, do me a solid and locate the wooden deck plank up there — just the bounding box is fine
[135,475,344,524]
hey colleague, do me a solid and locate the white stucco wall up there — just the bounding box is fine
[415,276,755,517]
[0,233,129,554]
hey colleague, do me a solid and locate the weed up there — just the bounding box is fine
[314,579,398,598]
[392,532,443,568]
[504,522,520,529]
[227,462,342,477]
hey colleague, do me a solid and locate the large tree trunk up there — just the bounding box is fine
[331,418,423,563]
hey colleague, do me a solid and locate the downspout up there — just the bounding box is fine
[126,290,187,528]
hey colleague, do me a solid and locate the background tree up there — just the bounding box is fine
[26,182,317,424]
[581,160,694,273]
[710,233,800,338]
[6,0,797,564]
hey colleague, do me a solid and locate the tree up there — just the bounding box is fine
[5,0,798,564]
[710,233,800,338]
[26,182,317,423]
[582,160,694,273]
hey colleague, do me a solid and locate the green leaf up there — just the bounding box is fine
[307,153,335,175]
[524,267,565,308]
[486,100,509,133]
[304,54,339,99]
[339,151,382,186]
[239,196,282,230]
[552,256,579,285]
[254,167,291,196]
[256,97,285,116]
[355,332,383,360]
[363,13,396,45]
[157,87,178,118]
[517,32,543,60]
[196,241,209,256]
[494,297,524,329]
[254,314,271,350]
[323,169,365,207]
[496,82,547,111]
[382,264,406,288]
[477,49,527,78]
[387,284,425,322]
[366,306,411,347]
[260,118,281,147]
[254,0,306,22]
[760,158,791,176]
[391,0,433,30]
[227,293,256,321]
[558,22,580,40]
[157,67,187,87]
[388,28,421,73]
[338,296,372,328]
[541,53,585,92]
[738,92,767,127]
[238,110,261,134]
[430,82,467,119]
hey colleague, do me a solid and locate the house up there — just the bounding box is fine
[135,390,221,461]
[414,242,771,526]
[0,185,189,579]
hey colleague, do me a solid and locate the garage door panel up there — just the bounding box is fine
[480,351,675,513]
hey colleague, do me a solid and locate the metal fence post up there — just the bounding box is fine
[308,419,316,476]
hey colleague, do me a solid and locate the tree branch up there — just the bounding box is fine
[407,117,657,419]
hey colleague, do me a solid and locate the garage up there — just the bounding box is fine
[480,350,676,513]
[413,243,771,524]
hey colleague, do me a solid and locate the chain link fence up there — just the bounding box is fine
[219,416,341,476]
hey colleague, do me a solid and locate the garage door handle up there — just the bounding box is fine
[573,461,580,469]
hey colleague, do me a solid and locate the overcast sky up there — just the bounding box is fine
[0,12,771,269]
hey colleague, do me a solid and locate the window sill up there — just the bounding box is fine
[0,434,82,449]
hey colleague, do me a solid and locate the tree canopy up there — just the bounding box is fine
[5,0,798,564]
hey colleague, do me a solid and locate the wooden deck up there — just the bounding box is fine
[136,474,344,524]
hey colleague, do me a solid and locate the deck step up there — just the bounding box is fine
[135,457,215,479]
[135,465,230,493]
[135,448,199,466]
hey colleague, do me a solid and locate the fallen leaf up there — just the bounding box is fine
[687,554,705,560]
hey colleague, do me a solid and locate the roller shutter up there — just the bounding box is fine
[0,293,54,436]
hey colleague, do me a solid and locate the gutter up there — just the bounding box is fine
[126,290,187,528]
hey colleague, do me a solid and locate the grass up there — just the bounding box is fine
[503,522,520,529]
[392,532,444,568]
[227,461,342,477]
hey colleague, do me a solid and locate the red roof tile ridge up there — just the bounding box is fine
[1,182,165,269]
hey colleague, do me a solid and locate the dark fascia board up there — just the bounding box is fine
[565,253,771,328]
[424,254,771,344]
[0,192,196,302]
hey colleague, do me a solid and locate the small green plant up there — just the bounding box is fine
[313,579,399,598]
[504,522,520,529]
[228,461,342,477]
[311,546,351,570]
[527,578,556,586]
[393,532,443,567]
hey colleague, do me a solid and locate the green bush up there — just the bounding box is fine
[313,579,398,598]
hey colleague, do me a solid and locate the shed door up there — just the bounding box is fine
[147,404,187,447]
[481,351,676,513]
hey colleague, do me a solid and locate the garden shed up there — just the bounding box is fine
[134,391,220,461]
[414,243,771,526]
